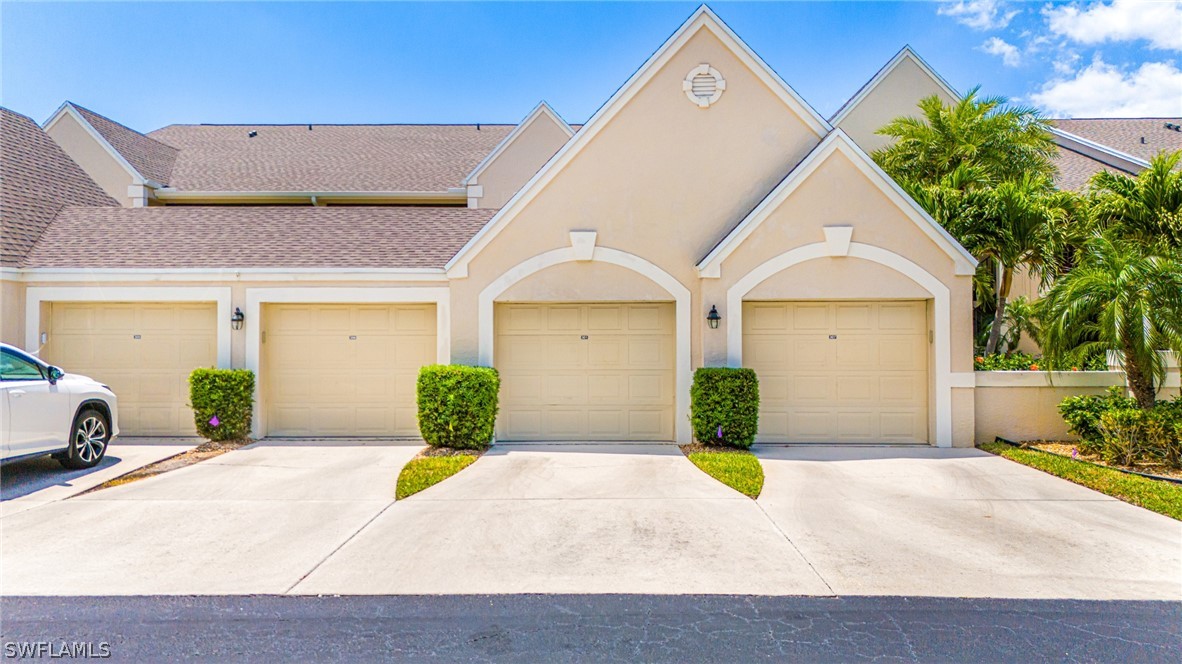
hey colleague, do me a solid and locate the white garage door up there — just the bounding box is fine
[45,302,218,436]
[496,302,675,441]
[262,303,435,437]
[743,301,929,444]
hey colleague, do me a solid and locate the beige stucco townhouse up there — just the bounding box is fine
[3,7,1177,446]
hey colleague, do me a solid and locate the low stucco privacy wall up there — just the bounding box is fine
[975,368,1182,444]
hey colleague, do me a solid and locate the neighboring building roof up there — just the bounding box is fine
[23,206,495,269]
[1051,118,1182,163]
[0,107,118,267]
[1053,146,1125,192]
[70,103,180,185]
[147,124,515,192]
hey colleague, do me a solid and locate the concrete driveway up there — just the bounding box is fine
[0,439,421,595]
[1,438,197,517]
[292,444,829,595]
[2,441,1179,598]
[755,446,1182,600]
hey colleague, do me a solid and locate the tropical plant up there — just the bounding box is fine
[982,295,1040,354]
[872,88,1058,187]
[1039,235,1182,409]
[952,175,1077,354]
[1088,151,1182,250]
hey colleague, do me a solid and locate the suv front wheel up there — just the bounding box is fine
[60,408,110,470]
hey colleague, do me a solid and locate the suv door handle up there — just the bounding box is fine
[11,390,26,397]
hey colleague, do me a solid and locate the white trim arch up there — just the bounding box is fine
[479,246,692,443]
[726,241,956,447]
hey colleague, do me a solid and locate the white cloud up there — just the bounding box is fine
[1045,0,1182,51]
[981,37,1022,66]
[938,0,1020,30]
[1031,58,1182,116]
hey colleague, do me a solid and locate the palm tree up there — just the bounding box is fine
[1088,151,1182,250]
[1039,235,1182,409]
[947,175,1077,355]
[873,87,1058,187]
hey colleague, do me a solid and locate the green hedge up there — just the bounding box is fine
[1059,386,1137,453]
[1060,387,1182,467]
[189,368,255,442]
[417,365,500,449]
[690,367,759,449]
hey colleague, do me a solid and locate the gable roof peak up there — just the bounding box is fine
[830,45,960,126]
[445,3,831,276]
[45,101,179,186]
[697,127,977,277]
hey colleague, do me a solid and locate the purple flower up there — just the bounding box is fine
[1071,447,1078,459]
[209,415,220,428]
[717,425,723,439]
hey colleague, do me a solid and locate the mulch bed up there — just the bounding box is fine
[415,446,484,459]
[76,439,253,495]
[679,443,750,455]
[1022,441,1182,481]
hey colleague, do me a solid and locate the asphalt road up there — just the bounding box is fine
[1,595,1178,662]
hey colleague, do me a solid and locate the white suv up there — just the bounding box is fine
[1,343,119,469]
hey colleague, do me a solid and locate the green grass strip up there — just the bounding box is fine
[685,448,765,498]
[396,454,478,500]
[980,442,1182,521]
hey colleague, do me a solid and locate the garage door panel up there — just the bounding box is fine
[793,305,829,331]
[835,338,876,368]
[745,301,929,444]
[588,340,622,366]
[46,302,217,436]
[547,306,582,330]
[263,303,435,437]
[496,302,674,441]
[834,304,872,330]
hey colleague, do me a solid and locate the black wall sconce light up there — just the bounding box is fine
[706,305,721,329]
[231,307,245,331]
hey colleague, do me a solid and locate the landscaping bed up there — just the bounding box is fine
[1021,441,1182,481]
[395,447,482,499]
[679,444,764,498]
[979,441,1182,520]
[78,439,251,495]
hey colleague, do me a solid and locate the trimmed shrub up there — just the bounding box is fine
[189,368,255,442]
[690,368,759,449]
[417,365,500,449]
[1059,386,1135,453]
[1146,402,1182,468]
[1098,408,1151,466]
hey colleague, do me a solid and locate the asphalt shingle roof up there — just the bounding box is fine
[1052,118,1182,163]
[0,107,118,267]
[23,205,495,269]
[147,124,516,192]
[1053,147,1125,192]
[72,104,180,185]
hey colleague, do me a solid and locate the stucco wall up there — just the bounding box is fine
[974,372,1123,443]
[498,261,670,302]
[709,149,975,374]
[452,26,826,370]
[45,112,136,207]
[836,56,957,154]
[1,279,24,346]
[475,114,572,209]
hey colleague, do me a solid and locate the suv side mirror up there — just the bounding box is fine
[47,366,64,385]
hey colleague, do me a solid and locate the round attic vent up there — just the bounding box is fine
[683,64,726,108]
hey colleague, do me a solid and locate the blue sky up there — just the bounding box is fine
[2,1,1179,131]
